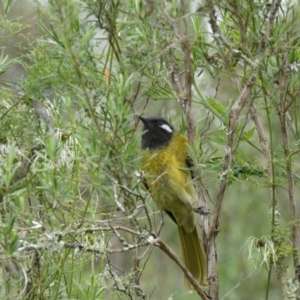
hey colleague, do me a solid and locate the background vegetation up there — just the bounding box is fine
[0,0,300,299]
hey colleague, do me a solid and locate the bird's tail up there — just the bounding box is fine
[178,225,207,288]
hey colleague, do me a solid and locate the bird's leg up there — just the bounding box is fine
[193,206,210,215]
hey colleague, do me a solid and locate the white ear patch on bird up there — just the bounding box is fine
[160,123,173,133]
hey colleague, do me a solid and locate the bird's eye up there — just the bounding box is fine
[157,121,163,126]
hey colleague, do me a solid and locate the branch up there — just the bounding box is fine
[208,0,282,239]
[154,237,210,300]
[250,105,273,186]
[278,77,299,266]
[209,73,256,239]
[206,3,282,298]
[162,0,195,142]
[180,0,195,142]
[206,1,254,67]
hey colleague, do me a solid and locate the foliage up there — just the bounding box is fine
[1,0,300,299]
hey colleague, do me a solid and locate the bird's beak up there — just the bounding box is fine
[138,115,146,123]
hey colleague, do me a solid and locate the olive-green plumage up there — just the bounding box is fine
[139,116,207,288]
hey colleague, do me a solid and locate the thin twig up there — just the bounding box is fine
[221,271,259,300]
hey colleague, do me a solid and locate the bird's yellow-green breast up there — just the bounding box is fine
[142,132,198,228]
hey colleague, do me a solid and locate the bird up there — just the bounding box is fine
[139,115,207,288]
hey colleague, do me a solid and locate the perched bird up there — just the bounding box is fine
[139,115,207,288]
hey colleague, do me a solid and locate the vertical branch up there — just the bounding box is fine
[251,101,277,296]
[207,75,256,300]
[206,0,282,251]
[278,76,299,266]
[250,106,273,196]
[262,93,279,298]
[205,1,282,299]
[162,0,195,141]
[179,0,195,142]
[209,73,256,236]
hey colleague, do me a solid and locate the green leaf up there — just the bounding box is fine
[208,130,227,144]
[79,28,95,52]
[241,127,255,141]
[202,97,228,124]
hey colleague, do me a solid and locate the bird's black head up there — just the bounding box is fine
[139,116,174,149]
